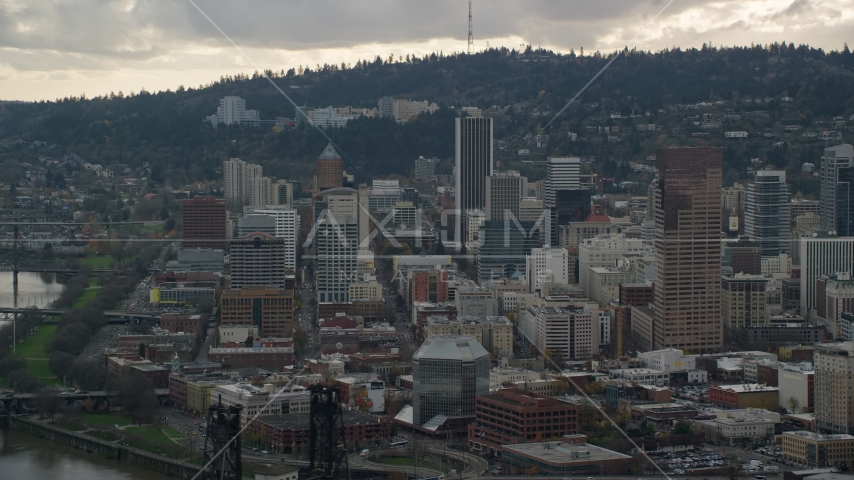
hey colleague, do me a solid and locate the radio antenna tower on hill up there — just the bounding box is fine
[467,1,474,55]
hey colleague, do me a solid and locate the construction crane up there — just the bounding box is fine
[599,304,626,358]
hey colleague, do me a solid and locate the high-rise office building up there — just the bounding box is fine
[544,157,581,205]
[244,206,300,271]
[412,335,489,426]
[721,274,769,328]
[455,117,493,247]
[550,188,593,246]
[315,214,358,304]
[651,147,723,353]
[271,180,293,207]
[485,171,526,221]
[799,236,854,317]
[229,232,287,289]
[477,220,540,283]
[181,196,227,249]
[821,144,854,235]
[316,143,344,191]
[237,214,276,237]
[219,287,294,338]
[744,170,791,256]
[723,240,763,275]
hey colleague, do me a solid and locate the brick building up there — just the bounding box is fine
[160,314,206,334]
[247,411,391,453]
[219,287,295,338]
[468,389,579,453]
[208,347,294,370]
[709,383,779,410]
[181,196,227,249]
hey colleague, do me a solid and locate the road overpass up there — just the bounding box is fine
[0,307,160,321]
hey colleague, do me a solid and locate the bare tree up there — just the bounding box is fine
[38,387,63,422]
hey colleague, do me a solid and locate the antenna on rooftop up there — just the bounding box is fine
[467,1,474,55]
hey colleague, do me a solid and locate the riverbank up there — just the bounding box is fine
[0,427,166,480]
[8,416,201,478]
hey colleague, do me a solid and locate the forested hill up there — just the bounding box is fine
[2,43,854,191]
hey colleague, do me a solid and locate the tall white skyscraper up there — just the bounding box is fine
[315,214,358,304]
[744,170,791,256]
[544,157,581,205]
[455,117,493,248]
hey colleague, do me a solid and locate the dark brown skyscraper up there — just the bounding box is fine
[651,147,723,353]
[181,196,227,249]
[315,143,343,191]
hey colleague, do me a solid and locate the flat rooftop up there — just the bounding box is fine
[502,440,631,463]
[784,430,854,441]
[713,383,778,393]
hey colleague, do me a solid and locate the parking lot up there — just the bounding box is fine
[656,451,728,474]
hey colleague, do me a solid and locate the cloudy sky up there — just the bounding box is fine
[1,0,852,101]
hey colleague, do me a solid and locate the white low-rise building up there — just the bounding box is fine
[212,383,309,426]
[638,348,695,372]
[490,367,542,387]
[715,413,776,446]
[608,368,669,386]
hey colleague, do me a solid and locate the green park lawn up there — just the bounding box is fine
[78,256,114,269]
[375,456,447,474]
[88,277,100,286]
[12,324,61,384]
[126,425,172,443]
[12,324,55,359]
[76,412,134,427]
[162,425,185,439]
[71,287,100,308]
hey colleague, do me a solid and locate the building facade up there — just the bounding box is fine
[721,274,769,328]
[814,343,854,434]
[229,232,287,289]
[820,144,854,234]
[468,389,579,452]
[544,157,581,206]
[315,214,358,304]
[744,170,791,256]
[181,197,227,249]
[651,147,723,353]
[455,117,494,247]
[316,143,344,190]
[485,171,526,222]
[219,287,295,338]
[800,237,854,317]
[412,335,490,426]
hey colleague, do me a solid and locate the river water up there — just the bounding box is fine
[0,271,66,328]
[0,428,165,480]
[0,274,159,479]
[0,272,66,309]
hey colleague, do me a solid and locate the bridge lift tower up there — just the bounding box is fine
[200,398,243,480]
